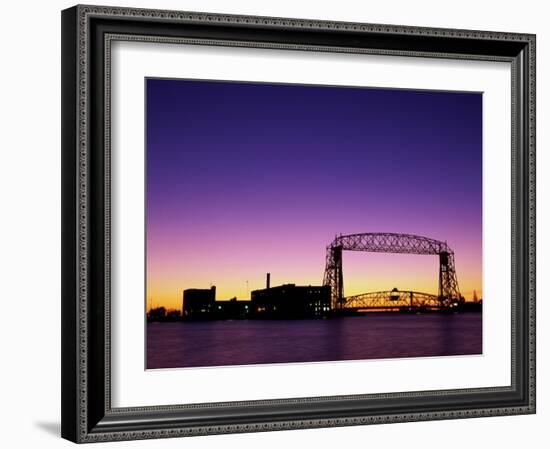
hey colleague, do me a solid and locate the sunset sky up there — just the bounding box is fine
[146,79,482,311]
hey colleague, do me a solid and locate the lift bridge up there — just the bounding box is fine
[323,233,463,311]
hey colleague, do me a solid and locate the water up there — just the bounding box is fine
[147,313,482,369]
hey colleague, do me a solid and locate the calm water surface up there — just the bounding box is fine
[147,313,482,369]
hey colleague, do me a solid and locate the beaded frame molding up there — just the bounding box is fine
[61,4,536,443]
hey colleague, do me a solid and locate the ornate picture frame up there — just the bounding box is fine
[61,4,536,443]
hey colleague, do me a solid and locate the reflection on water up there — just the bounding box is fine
[146,313,482,369]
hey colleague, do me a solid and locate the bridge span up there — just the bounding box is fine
[342,288,449,312]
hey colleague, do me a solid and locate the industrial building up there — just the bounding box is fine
[181,274,331,320]
[213,298,251,319]
[251,274,331,318]
[182,286,216,319]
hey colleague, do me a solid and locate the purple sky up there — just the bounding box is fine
[146,78,482,309]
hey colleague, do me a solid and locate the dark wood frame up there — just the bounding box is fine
[61,4,536,443]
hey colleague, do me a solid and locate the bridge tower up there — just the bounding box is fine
[438,251,461,305]
[323,245,344,309]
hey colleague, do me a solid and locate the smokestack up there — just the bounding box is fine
[266,272,271,290]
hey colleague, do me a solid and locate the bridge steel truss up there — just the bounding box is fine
[344,290,441,311]
[322,233,462,310]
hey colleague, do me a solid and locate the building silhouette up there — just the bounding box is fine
[251,281,331,319]
[180,274,331,320]
[214,297,250,319]
[182,286,216,319]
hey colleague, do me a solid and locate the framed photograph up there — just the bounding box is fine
[61,4,536,443]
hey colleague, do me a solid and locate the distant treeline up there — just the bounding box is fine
[147,307,181,322]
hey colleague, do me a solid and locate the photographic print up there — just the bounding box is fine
[61,8,535,440]
[145,78,483,370]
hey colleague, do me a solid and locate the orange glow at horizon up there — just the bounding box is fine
[146,251,482,312]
